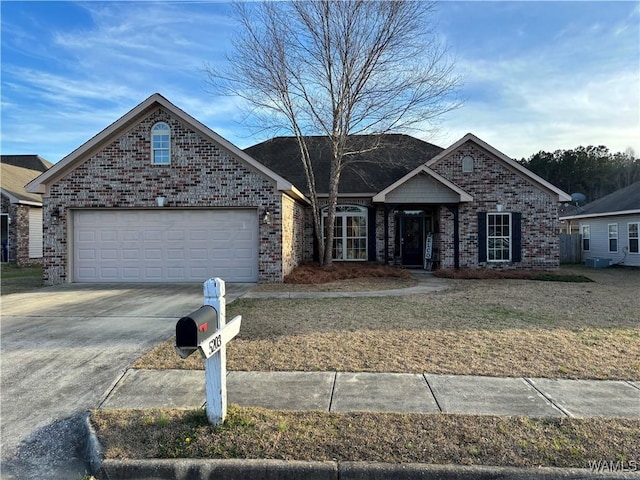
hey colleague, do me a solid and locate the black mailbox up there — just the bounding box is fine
[175,305,218,359]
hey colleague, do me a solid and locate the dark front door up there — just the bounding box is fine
[400,215,424,266]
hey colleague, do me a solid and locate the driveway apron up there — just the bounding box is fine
[0,283,252,479]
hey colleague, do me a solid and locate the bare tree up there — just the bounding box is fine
[208,0,461,267]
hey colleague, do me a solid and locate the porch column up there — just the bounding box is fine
[446,204,460,270]
[383,205,391,264]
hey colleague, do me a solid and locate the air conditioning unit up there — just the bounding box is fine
[585,258,612,268]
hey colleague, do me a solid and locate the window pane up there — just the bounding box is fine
[154,150,169,164]
[333,238,343,259]
[487,213,511,262]
[629,224,639,253]
[322,207,368,261]
[609,239,617,252]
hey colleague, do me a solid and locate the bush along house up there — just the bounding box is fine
[26,94,570,285]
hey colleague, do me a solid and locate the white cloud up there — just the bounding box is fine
[430,4,640,158]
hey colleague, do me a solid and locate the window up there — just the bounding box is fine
[487,213,511,261]
[608,224,618,253]
[151,122,170,164]
[462,155,474,173]
[581,225,590,251]
[629,222,639,253]
[322,205,367,261]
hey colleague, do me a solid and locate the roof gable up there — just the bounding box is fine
[25,94,306,202]
[1,163,45,205]
[244,134,443,195]
[426,133,572,202]
[373,166,472,203]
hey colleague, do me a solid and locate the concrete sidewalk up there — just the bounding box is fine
[100,369,640,418]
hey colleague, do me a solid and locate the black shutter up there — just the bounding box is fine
[368,207,377,261]
[478,212,487,263]
[512,212,522,263]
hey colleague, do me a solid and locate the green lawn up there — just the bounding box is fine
[0,264,43,295]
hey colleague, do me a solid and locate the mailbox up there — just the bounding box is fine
[175,305,218,359]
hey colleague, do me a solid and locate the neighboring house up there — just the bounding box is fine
[560,182,640,267]
[26,94,570,285]
[1,155,52,265]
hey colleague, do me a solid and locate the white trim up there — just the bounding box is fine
[581,224,591,251]
[0,189,42,206]
[629,222,639,254]
[426,133,572,202]
[151,122,171,165]
[560,209,640,221]
[25,93,309,204]
[373,165,473,203]
[322,205,368,261]
[608,223,618,253]
[487,212,512,262]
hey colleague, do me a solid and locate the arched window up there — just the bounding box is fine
[462,155,474,173]
[322,205,368,261]
[151,122,171,164]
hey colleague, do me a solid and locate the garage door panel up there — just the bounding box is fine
[122,249,140,260]
[123,267,141,279]
[99,249,118,260]
[122,230,140,241]
[73,209,258,283]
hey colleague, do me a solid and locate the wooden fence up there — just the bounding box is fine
[560,234,582,264]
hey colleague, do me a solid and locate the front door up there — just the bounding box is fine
[400,215,424,266]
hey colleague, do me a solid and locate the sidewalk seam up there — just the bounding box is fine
[97,368,128,409]
[422,373,443,413]
[626,380,640,392]
[523,377,571,417]
[328,371,338,412]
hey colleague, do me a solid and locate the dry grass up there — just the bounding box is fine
[134,266,640,380]
[283,262,412,284]
[92,406,640,468]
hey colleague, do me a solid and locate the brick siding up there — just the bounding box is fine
[1,196,40,266]
[44,107,292,285]
[430,143,560,270]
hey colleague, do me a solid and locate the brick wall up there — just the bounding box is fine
[430,142,560,270]
[1,195,17,264]
[1,196,40,266]
[44,107,290,285]
[281,194,306,276]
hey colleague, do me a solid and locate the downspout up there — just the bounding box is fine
[446,204,460,270]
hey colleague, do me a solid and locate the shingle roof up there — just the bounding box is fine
[1,163,46,204]
[244,134,444,194]
[1,155,52,173]
[580,181,640,215]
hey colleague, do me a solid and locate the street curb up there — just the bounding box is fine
[96,458,640,480]
[83,413,106,477]
[85,420,638,480]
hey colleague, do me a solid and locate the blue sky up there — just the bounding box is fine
[1,1,638,163]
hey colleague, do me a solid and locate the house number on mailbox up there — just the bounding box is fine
[208,334,222,356]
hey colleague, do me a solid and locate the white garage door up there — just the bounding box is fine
[73,209,258,283]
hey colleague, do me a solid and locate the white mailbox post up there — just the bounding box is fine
[175,277,242,425]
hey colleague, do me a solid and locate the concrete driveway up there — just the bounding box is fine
[0,282,253,479]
